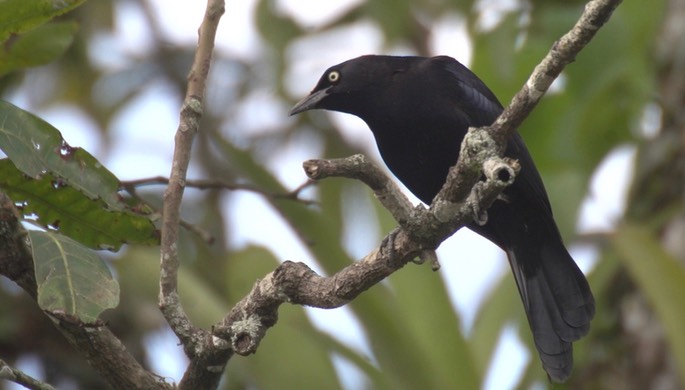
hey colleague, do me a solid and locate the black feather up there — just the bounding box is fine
[290,55,595,382]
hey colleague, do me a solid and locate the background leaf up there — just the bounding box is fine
[0,21,79,76]
[29,230,119,323]
[613,223,685,383]
[0,0,85,41]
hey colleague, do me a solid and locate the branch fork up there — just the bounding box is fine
[210,0,622,366]
[0,0,623,389]
[212,124,520,357]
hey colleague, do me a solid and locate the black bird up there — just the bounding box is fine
[290,55,594,382]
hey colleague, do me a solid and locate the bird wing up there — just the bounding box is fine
[432,55,555,215]
[430,55,504,125]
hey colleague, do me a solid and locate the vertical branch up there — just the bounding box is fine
[159,0,225,348]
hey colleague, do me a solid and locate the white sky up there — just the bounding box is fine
[6,1,636,389]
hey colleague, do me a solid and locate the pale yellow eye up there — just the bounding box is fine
[327,70,340,83]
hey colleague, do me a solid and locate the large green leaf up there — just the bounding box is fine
[0,159,158,250]
[0,0,85,41]
[613,223,685,382]
[0,100,124,210]
[0,21,78,76]
[29,230,119,323]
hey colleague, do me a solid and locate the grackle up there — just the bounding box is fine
[290,55,594,382]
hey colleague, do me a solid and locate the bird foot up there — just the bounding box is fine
[413,249,441,271]
[470,185,489,226]
[380,227,400,261]
[472,206,488,226]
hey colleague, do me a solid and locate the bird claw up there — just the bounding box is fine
[413,250,441,271]
[381,228,440,270]
[470,184,489,226]
[380,227,400,261]
[472,205,488,226]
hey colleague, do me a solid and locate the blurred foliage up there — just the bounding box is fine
[1,0,684,389]
[0,0,84,75]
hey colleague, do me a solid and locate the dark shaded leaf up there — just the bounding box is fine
[0,21,78,75]
[0,159,158,250]
[0,0,85,41]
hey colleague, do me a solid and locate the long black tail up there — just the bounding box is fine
[506,242,595,382]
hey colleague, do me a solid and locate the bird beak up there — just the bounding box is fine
[289,87,331,116]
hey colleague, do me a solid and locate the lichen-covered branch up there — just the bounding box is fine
[212,152,517,354]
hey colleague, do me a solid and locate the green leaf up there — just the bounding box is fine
[0,159,158,250]
[29,230,119,323]
[362,0,414,43]
[311,329,390,389]
[254,0,302,50]
[0,21,78,75]
[391,263,481,389]
[0,100,124,210]
[0,0,85,41]
[613,223,685,382]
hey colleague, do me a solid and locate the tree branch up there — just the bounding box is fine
[158,0,224,356]
[210,0,622,367]
[150,1,251,389]
[0,193,171,389]
[438,0,622,206]
[212,151,517,353]
[303,154,414,226]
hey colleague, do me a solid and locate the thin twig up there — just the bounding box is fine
[0,359,56,390]
[179,219,215,244]
[303,154,414,224]
[122,176,317,205]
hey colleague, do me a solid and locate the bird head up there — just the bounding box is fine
[289,55,408,118]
